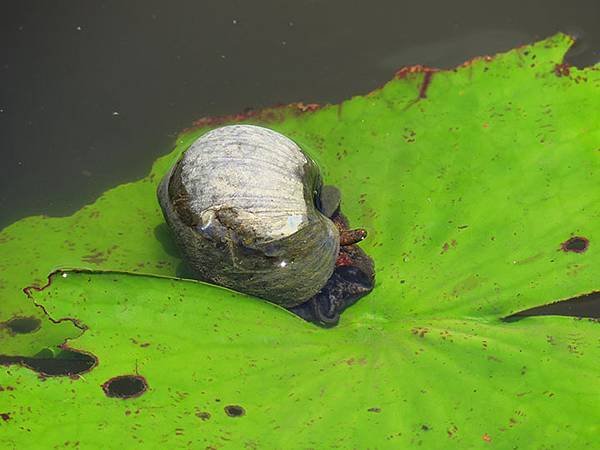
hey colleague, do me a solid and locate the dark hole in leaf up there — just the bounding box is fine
[503,291,600,322]
[0,413,11,421]
[224,405,245,417]
[0,349,96,376]
[367,407,381,413]
[560,236,589,253]
[102,375,148,399]
[3,316,41,334]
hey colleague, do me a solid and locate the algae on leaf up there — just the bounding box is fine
[1,34,599,448]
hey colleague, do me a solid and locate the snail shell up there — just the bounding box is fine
[157,124,340,307]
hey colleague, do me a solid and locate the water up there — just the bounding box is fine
[0,0,598,228]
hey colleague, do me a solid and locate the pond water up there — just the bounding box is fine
[0,0,598,228]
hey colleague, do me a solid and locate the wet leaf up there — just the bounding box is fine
[3,270,599,447]
[0,34,599,447]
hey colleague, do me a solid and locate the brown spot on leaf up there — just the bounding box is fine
[0,413,11,421]
[196,411,211,421]
[295,102,320,112]
[411,327,429,338]
[82,250,107,265]
[130,338,151,348]
[440,240,457,254]
[395,64,434,80]
[394,65,437,107]
[447,424,458,438]
[554,63,570,77]
[560,236,589,253]
[345,357,367,366]
[419,71,434,99]
[224,405,245,417]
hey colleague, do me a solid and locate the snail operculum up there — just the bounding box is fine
[157,124,374,324]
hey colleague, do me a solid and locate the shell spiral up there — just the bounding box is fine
[157,124,340,307]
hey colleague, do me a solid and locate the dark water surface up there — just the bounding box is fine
[0,0,598,227]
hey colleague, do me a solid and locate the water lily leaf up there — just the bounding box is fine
[0,33,599,447]
[2,270,598,448]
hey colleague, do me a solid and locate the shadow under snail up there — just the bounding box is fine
[157,124,374,326]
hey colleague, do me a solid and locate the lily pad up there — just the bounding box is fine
[0,33,599,447]
[2,270,598,448]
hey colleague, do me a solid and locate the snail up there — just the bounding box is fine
[157,124,374,326]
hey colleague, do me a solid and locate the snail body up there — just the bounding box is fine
[158,124,341,307]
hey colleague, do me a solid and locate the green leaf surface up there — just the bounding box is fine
[1,34,599,448]
[3,270,599,448]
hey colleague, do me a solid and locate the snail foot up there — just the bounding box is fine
[288,243,375,328]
